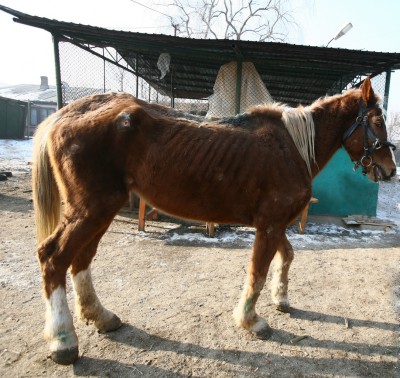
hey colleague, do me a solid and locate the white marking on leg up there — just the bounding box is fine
[44,286,78,352]
[71,268,120,331]
[233,277,266,330]
[271,241,293,308]
[71,268,98,321]
[271,263,290,307]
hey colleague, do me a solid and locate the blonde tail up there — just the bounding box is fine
[32,124,61,243]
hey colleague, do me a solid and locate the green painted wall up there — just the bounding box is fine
[0,96,27,139]
[309,148,379,216]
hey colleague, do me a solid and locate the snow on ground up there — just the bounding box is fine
[1,138,399,247]
[0,139,33,173]
[377,174,400,226]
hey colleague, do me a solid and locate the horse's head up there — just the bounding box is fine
[342,76,397,182]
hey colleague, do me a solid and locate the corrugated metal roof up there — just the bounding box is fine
[2,5,400,105]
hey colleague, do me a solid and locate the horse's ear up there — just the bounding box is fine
[361,76,375,105]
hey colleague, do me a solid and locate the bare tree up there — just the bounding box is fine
[387,112,400,163]
[388,112,400,142]
[161,0,295,41]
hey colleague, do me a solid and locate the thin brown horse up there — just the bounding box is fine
[32,76,396,364]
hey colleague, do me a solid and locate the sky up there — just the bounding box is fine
[0,0,399,115]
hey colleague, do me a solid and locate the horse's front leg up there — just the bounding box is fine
[233,227,283,339]
[70,237,122,333]
[271,234,294,313]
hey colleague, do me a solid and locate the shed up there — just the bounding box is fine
[2,4,399,216]
[0,96,27,139]
[0,77,57,138]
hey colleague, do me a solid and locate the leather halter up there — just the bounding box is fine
[342,99,396,175]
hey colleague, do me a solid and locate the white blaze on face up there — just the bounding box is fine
[389,146,397,167]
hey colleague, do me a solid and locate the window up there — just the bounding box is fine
[39,108,47,123]
[30,108,38,126]
[30,106,56,126]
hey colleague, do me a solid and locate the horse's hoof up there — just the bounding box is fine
[276,304,291,313]
[97,313,122,333]
[251,318,272,340]
[50,346,79,365]
[252,326,272,340]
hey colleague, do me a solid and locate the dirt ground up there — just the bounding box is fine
[1,171,399,378]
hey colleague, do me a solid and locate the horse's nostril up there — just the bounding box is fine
[390,168,396,178]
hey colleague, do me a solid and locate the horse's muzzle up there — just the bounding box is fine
[389,167,397,179]
[372,164,397,182]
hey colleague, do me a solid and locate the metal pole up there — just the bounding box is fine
[383,69,392,113]
[232,44,244,115]
[136,54,139,98]
[103,48,106,93]
[170,68,175,108]
[52,34,63,109]
[235,60,243,114]
[26,100,31,138]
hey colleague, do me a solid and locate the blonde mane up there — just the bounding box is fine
[281,106,316,176]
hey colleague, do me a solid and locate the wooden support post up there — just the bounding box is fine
[299,197,318,234]
[206,222,215,238]
[138,198,146,231]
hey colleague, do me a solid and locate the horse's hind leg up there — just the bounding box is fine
[271,234,294,312]
[39,199,125,364]
[39,221,85,365]
[233,227,284,339]
[70,235,122,332]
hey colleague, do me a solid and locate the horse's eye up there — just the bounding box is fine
[375,122,383,128]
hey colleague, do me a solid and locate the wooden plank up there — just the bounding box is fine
[138,198,146,231]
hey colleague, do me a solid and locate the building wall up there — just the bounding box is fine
[27,102,57,136]
[0,96,27,139]
[0,96,56,139]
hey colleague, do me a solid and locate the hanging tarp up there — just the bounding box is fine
[207,61,273,118]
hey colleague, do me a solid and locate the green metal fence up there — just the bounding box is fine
[58,41,209,113]
[57,39,389,114]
